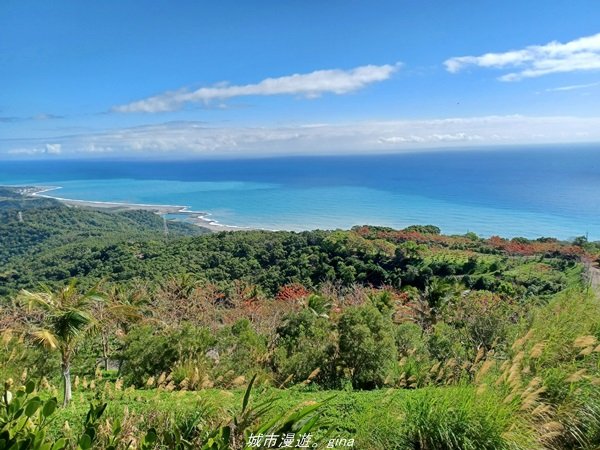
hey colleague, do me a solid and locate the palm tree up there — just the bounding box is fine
[18,280,105,406]
[408,278,462,329]
[96,284,146,371]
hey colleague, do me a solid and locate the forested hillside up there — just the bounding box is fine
[1,189,592,298]
[0,188,208,294]
[2,189,600,449]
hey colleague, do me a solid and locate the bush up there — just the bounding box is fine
[403,225,441,235]
[395,322,432,387]
[338,305,397,389]
[0,339,59,382]
[213,319,269,382]
[427,322,470,368]
[441,290,520,353]
[120,324,216,386]
[273,310,336,386]
[395,322,428,357]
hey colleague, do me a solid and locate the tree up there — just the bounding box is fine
[441,290,518,353]
[18,280,104,406]
[403,225,441,235]
[95,284,146,371]
[420,277,462,326]
[273,309,336,386]
[338,305,397,389]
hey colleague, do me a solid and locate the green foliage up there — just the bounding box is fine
[0,379,104,450]
[368,290,395,316]
[423,277,461,317]
[1,189,578,302]
[441,290,520,353]
[394,322,432,387]
[4,190,600,448]
[338,305,397,389]
[213,319,269,381]
[1,375,329,450]
[121,324,216,386]
[306,294,332,317]
[0,338,59,382]
[199,376,329,449]
[555,383,600,450]
[0,380,64,450]
[395,322,427,357]
[0,192,206,295]
[78,401,108,449]
[403,224,441,235]
[273,310,336,386]
[14,281,106,406]
[427,322,470,364]
[396,386,536,450]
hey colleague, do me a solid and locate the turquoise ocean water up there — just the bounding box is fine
[1,146,599,240]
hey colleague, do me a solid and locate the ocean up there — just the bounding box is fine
[1,145,599,240]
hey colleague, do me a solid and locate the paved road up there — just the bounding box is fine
[585,261,600,296]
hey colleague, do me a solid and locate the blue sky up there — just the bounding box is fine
[1,0,600,158]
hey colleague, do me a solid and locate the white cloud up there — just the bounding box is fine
[445,32,600,81]
[545,81,600,92]
[0,113,63,122]
[113,64,399,113]
[7,143,62,155]
[378,135,426,144]
[45,143,62,154]
[3,115,600,158]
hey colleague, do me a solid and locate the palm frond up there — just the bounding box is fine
[53,309,94,338]
[30,329,59,350]
[18,290,55,312]
[79,281,107,306]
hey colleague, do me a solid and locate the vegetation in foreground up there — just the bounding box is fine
[2,188,600,449]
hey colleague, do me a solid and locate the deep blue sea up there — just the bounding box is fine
[1,145,599,240]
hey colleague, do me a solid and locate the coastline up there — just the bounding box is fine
[15,185,244,233]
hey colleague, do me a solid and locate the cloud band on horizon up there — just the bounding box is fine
[3,115,600,158]
[113,63,399,113]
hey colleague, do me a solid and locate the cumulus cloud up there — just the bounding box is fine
[113,64,399,113]
[3,116,600,158]
[445,32,600,81]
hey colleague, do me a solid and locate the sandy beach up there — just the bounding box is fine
[18,185,241,232]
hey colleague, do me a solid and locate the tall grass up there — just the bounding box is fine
[397,386,536,450]
[473,287,600,450]
[356,385,537,450]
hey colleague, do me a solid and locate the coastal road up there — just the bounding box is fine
[585,261,600,297]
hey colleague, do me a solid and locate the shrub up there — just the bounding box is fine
[395,322,428,357]
[395,322,432,387]
[120,324,216,386]
[1,376,329,450]
[213,319,269,382]
[0,379,110,450]
[273,310,336,386]
[427,322,470,364]
[368,290,395,316]
[441,290,520,353]
[0,338,59,382]
[403,225,441,235]
[338,305,397,389]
